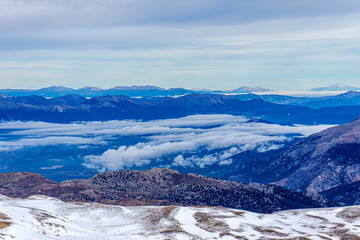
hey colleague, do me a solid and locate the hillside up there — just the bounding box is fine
[0,196,358,239]
[0,169,332,214]
[227,117,360,195]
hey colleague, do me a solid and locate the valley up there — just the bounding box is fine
[0,91,360,238]
[2,0,360,238]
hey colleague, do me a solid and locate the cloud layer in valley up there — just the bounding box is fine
[0,115,333,170]
[0,115,332,171]
[82,116,331,171]
[0,115,334,171]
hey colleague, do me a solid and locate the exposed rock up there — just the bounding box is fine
[0,169,333,213]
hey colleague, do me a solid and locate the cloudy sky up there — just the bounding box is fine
[1,0,360,90]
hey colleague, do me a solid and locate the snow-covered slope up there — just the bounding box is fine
[0,196,359,239]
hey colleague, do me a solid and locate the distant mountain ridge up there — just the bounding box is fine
[234,90,360,108]
[226,86,273,93]
[6,85,360,109]
[0,169,333,213]
[0,85,273,98]
[311,83,360,92]
[1,93,360,124]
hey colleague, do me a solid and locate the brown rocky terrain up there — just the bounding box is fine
[0,168,332,213]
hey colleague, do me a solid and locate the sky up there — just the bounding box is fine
[0,0,360,90]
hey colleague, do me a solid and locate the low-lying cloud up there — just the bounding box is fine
[0,115,334,171]
[0,136,106,151]
[82,115,332,171]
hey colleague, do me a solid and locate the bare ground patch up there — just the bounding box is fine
[337,207,360,223]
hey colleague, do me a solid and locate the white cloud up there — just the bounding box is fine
[172,155,193,167]
[1,115,247,137]
[83,146,151,171]
[0,115,334,169]
[0,136,106,151]
[1,0,358,32]
[40,165,64,170]
[0,1,359,90]
[79,115,333,171]
[0,62,69,69]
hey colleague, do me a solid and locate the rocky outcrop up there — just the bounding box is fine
[0,169,333,213]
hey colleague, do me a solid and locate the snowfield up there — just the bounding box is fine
[0,195,359,240]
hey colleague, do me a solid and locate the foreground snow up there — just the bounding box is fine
[0,195,359,240]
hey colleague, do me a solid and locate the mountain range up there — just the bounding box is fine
[233,90,360,108]
[3,84,359,99]
[1,93,360,124]
[0,85,273,98]
[2,85,360,107]
[4,85,360,109]
[311,83,360,92]
[2,87,360,216]
[1,93,360,236]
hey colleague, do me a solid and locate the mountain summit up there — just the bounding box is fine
[229,86,273,93]
[311,84,360,92]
